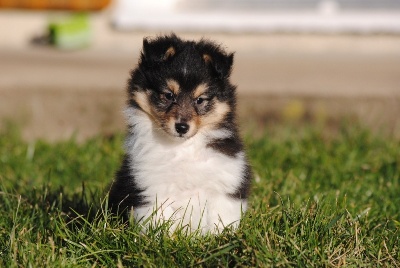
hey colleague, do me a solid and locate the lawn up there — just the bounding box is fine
[0,123,399,267]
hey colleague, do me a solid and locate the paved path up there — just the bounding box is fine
[1,11,400,140]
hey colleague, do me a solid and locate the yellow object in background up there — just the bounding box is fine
[282,100,306,122]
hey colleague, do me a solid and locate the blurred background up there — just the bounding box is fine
[0,0,399,141]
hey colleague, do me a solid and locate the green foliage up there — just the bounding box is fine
[0,123,399,267]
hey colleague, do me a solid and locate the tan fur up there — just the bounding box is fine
[193,83,208,98]
[132,91,152,115]
[203,54,212,64]
[134,91,174,134]
[167,79,180,95]
[164,46,176,60]
[133,84,230,138]
[200,101,230,129]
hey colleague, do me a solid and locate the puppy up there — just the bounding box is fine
[109,34,252,234]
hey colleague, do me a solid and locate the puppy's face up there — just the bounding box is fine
[129,35,236,139]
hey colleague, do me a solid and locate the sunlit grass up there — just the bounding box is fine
[0,123,399,267]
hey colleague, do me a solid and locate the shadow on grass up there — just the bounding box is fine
[0,179,117,230]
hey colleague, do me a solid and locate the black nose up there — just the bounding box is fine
[175,122,189,135]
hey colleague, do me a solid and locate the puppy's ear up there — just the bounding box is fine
[199,42,234,80]
[141,34,180,65]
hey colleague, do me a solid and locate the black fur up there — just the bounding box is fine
[229,164,253,199]
[108,156,147,217]
[128,34,235,105]
[109,34,252,218]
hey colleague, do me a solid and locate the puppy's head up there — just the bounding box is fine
[128,34,236,139]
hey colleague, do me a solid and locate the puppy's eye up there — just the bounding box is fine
[164,92,174,101]
[196,97,205,105]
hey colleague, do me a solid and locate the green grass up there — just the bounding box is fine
[0,123,399,267]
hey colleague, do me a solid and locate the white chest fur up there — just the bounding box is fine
[124,108,247,233]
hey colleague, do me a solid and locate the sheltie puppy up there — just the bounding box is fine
[108,34,252,234]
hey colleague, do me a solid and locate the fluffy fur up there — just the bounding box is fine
[109,34,252,234]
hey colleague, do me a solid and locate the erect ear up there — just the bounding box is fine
[141,34,180,65]
[199,41,234,80]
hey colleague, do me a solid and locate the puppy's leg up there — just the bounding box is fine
[134,200,177,232]
[207,195,247,233]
